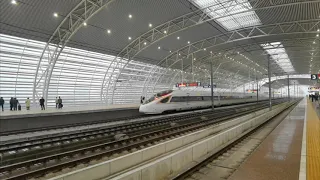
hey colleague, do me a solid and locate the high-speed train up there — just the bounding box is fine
[139,90,264,114]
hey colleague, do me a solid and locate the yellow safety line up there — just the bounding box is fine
[307,100,320,180]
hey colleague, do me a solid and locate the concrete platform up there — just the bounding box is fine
[0,104,140,134]
[228,98,316,180]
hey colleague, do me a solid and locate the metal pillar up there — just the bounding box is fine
[191,54,194,82]
[256,75,259,102]
[210,60,214,110]
[267,55,272,110]
[294,81,296,99]
[243,84,245,97]
[287,75,290,101]
[181,59,183,83]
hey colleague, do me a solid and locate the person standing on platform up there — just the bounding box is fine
[25,97,31,110]
[55,97,58,108]
[58,96,62,109]
[40,97,45,110]
[9,97,13,111]
[312,94,315,102]
[13,98,18,111]
[0,97,4,111]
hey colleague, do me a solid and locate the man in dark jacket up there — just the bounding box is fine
[40,97,45,110]
[0,97,4,111]
[13,98,18,111]
[9,97,13,111]
[58,96,62,109]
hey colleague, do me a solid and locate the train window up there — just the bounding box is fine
[202,96,219,101]
[144,96,155,104]
[170,97,181,102]
[188,96,203,101]
[160,96,170,103]
[171,96,188,102]
[156,90,173,97]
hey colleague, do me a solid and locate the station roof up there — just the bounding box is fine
[0,0,319,105]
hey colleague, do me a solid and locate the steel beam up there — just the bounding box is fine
[33,0,114,106]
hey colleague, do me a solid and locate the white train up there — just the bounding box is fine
[139,90,265,114]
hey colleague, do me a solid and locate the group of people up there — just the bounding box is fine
[0,96,62,111]
[309,94,319,102]
[55,96,63,109]
[0,97,31,111]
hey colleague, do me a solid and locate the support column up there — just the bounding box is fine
[294,81,296,99]
[287,74,290,101]
[191,54,194,82]
[210,60,214,110]
[268,55,272,110]
[256,71,258,102]
[181,58,183,83]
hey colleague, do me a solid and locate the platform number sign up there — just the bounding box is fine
[311,74,318,80]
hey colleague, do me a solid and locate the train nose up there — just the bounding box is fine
[139,104,147,113]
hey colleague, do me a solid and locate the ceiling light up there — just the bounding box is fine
[158,46,161,50]
[149,23,152,28]
[177,37,180,40]
[83,22,87,26]
[11,0,17,5]
[313,41,316,44]
[144,42,147,45]
[128,14,132,18]
[187,41,190,44]
[317,34,319,37]
[128,37,132,40]
[164,30,167,34]
[169,50,172,53]
[204,48,206,51]
[318,29,320,32]
[194,58,196,60]
[53,12,58,17]
[107,29,111,34]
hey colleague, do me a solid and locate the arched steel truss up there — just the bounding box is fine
[139,21,320,98]
[33,0,115,106]
[143,36,319,97]
[101,0,320,104]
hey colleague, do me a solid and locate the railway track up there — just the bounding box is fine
[0,100,278,165]
[0,99,286,180]
[0,99,280,137]
[169,100,298,180]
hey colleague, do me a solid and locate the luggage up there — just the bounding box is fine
[18,104,21,111]
[61,104,63,108]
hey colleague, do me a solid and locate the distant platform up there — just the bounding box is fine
[0,104,141,135]
[0,104,139,119]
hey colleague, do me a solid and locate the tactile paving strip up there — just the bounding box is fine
[306,100,320,180]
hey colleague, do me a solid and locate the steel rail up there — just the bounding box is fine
[0,97,276,150]
[0,100,286,180]
[169,100,300,180]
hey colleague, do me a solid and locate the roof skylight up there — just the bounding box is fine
[189,0,262,30]
[261,42,295,73]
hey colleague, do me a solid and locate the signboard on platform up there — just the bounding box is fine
[246,89,257,93]
[202,84,217,88]
[311,74,319,80]
[308,86,320,92]
[176,82,201,87]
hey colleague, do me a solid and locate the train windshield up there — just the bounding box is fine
[144,90,173,104]
[156,90,173,97]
